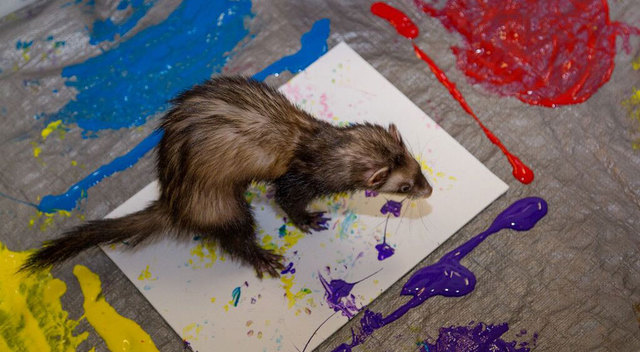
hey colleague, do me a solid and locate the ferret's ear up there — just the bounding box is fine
[388,124,403,145]
[366,167,390,188]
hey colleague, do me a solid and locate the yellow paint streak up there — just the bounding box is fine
[0,242,88,351]
[280,275,311,309]
[181,322,203,341]
[621,87,640,149]
[41,120,65,140]
[633,56,640,71]
[137,265,156,281]
[189,241,225,269]
[73,265,159,352]
[415,155,457,186]
[28,210,72,232]
[31,140,42,158]
[261,224,305,256]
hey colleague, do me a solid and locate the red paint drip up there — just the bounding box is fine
[415,0,640,107]
[371,2,534,184]
[412,44,534,184]
[370,2,419,39]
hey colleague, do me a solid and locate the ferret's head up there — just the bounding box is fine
[355,123,432,199]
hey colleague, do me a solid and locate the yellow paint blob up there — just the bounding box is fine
[137,265,156,281]
[189,241,225,269]
[73,265,159,352]
[0,242,88,351]
[280,275,312,308]
[41,120,65,140]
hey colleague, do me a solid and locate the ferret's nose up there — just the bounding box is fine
[421,184,433,198]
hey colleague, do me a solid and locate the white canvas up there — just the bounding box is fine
[103,42,508,352]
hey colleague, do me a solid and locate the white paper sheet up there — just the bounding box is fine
[102,42,508,352]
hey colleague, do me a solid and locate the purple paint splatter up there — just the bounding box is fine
[331,197,548,351]
[280,262,296,275]
[375,242,395,261]
[421,322,538,352]
[365,190,379,197]
[375,214,395,261]
[318,269,381,319]
[380,199,403,217]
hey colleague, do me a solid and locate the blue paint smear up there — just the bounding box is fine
[252,18,330,81]
[54,0,253,133]
[117,0,129,10]
[37,130,163,212]
[231,286,241,307]
[16,40,34,50]
[89,0,153,45]
[38,18,331,213]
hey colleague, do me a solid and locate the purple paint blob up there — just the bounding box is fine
[375,214,395,261]
[380,199,403,217]
[365,190,379,197]
[421,322,537,352]
[281,262,296,275]
[318,269,381,319]
[331,197,548,352]
[375,242,395,261]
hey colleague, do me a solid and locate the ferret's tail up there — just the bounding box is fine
[20,201,171,273]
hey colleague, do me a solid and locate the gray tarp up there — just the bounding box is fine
[1,0,639,351]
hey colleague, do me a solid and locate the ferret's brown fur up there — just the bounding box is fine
[23,76,432,278]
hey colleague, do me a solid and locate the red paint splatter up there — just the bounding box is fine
[371,2,534,184]
[371,2,419,39]
[415,0,640,107]
[412,44,534,184]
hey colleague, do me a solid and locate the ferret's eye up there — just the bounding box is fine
[399,183,412,193]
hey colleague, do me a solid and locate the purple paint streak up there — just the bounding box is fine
[280,262,296,275]
[421,322,538,352]
[331,197,548,351]
[375,214,395,261]
[380,199,403,217]
[319,269,381,319]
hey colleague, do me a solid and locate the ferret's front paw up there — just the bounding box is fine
[292,211,331,233]
[253,249,285,279]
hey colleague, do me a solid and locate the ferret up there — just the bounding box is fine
[23,76,432,278]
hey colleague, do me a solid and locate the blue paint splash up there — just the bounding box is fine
[231,286,241,307]
[252,18,330,81]
[278,224,287,238]
[54,0,253,133]
[89,0,154,44]
[37,17,331,213]
[37,130,163,212]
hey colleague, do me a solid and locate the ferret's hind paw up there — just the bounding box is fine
[253,248,285,279]
[308,211,331,232]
